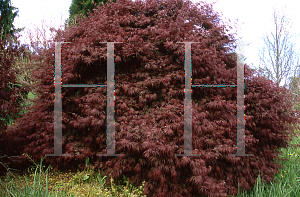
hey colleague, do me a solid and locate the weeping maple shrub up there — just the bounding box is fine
[2,0,300,196]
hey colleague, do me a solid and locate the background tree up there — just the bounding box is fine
[0,0,30,135]
[257,7,300,89]
[0,2,65,139]
[284,57,300,116]
[256,7,300,116]
[0,0,24,43]
[65,0,115,28]
[0,36,30,137]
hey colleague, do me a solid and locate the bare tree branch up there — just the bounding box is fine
[258,7,299,90]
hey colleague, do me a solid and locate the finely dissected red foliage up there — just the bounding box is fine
[2,0,300,196]
[0,36,31,133]
[0,38,22,132]
[0,35,33,175]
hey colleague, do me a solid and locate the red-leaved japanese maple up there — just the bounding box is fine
[2,0,300,196]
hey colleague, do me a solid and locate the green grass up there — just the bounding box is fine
[0,154,146,197]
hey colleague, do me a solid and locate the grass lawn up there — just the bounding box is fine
[0,154,146,196]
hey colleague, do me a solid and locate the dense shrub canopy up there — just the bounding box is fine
[0,35,31,134]
[2,0,300,196]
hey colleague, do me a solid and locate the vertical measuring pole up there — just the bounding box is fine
[46,42,71,157]
[175,42,201,157]
[229,42,253,157]
[97,42,123,156]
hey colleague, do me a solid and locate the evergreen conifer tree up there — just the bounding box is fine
[65,0,115,28]
[0,0,24,42]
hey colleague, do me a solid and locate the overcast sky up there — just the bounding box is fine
[10,0,300,87]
